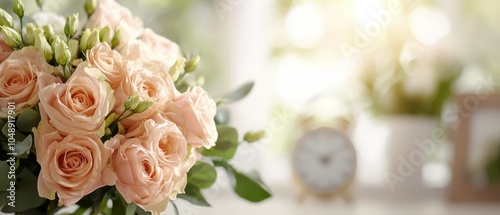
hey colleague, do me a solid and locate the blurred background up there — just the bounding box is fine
[3,0,500,214]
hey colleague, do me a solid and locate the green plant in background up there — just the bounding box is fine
[358,46,462,117]
[355,10,463,118]
[485,143,500,184]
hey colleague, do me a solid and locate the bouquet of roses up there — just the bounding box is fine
[0,0,270,214]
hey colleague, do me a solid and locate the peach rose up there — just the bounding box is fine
[33,121,114,206]
[38,62,115,136]
[0,47,59,118]
[120,34,180,75]
[114,64,175,128]
[140,28,181,69]
[0,34,13,63]
[87,0,143,46]
[126,117,197,199]
[126,118,187,167]
[87,43,127,89]
[165,86,218,149]
[171,146,197,199]
[111,135,175,213]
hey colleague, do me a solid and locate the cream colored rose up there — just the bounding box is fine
[33,121,114,206]
[0,47,59,118]
[86,0,143,46]
[38,62,115,136]
[114,64,175,128]
[87,43,127,89]
[111,135,175,213]
[0,34,13,63]
[170,146,197,199]
[120,35,180,75]
[164,86,218,149]
[140,28,181,69]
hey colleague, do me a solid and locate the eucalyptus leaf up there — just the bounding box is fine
[2,122,26,142]
[135,206,151,215]
[177,184,211,207]
[214,106,230,125]
[14,135,32,158]
[199,126,238,160]
[1,168,46,213]
[187,161,217,189]
[171,201,179,215]
[16,109,41,132]
[111,193,127,215]
[126,203,137,215]
[0,162,12,191]
[221,82,254,103]
[215,161,271,203]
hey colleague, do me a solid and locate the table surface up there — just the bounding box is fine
[162,186,500,215]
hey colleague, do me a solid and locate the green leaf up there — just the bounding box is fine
[111,192,127,215]
[135,206,151,215]
[0,161,12,191]
[232,171,271,202]
[14,135,32,158]
[171,201,179,215]
[99,193,111,215]
[215,161,271,203]
[126,203,137,215]
[16,108,41,132]
[177,184,211,207]
[2,121,26,142]
[199,126,238,160]
[1,168,46,213]
[214,106,230,125]
[187,161,217,189]
[222,82,254,103]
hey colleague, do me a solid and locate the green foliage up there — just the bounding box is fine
[199,125,238,160]
[486,145,500,184]
[214,106,230,125]
[213,160,271,202]
[1,168,46,213]
[221,82,254,104]
[187,161,217,188]
[16,108,40,133]
[178,184,211,206]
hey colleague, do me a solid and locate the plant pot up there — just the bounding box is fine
[384,115,439,200]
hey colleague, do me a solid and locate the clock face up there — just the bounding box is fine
[292,127,356,194]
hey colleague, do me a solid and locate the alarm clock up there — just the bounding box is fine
[291,125,357,202]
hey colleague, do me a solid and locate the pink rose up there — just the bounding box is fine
[38,62,115,136]
[87,0,143,46]
[87,43,127,89]
[111,135,174,213]
[140,28,181,69]
[33,121,114,206]
[126,118,187,167]
[0,47,59,118]
[0,34,13,63]
[120,31,180,75]
[165,86,218,149]
[114,64,175,128]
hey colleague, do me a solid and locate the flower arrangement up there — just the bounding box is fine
[353,21,462,118]
[0,0,270,214]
